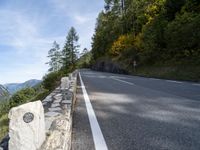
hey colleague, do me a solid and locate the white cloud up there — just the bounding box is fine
[0,9,65,84]
[48,0,103,50]
[74,15,89,24]
[0,0,104,84]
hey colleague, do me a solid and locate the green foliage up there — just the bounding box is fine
[62,27,80,69]
[91,0,200,80]
[0,114,8,141]
[164,0,186,20]
[77,49,92,68]
[9,88,36,108]
[31,89,50,102]
[110,35,134,56]
[46,41,62,72]
[165,12,200,61]
[0,100,10,118]
[109,34,140,64]
[134,64,200,82]
[42,71,64,91]
[0,87,38,118]
[92,11,122,60]
[141,15,168,63]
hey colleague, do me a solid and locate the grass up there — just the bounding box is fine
[0,114,9,141]
[131,64,200,82]
[31,89,50,102]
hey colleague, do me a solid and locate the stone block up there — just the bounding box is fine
[48,107,62,112]
[8,101,45,150]
[51,103,60,108]
[40,116,71,150]
[61,77,69,90]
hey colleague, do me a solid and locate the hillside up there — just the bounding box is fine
[0,85,10,100]
[4,79,41,94]
[90,0,200,81]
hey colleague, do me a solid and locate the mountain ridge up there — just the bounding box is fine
[4,79,41,94]
[0,85,10,100]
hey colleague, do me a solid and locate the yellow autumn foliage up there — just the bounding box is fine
[110,34,135,57]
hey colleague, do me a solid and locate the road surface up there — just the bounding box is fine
[72,69,200,150]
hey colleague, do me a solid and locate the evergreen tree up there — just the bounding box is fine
[62,27,80,69]
[46,41,62,72]
[80,48,89,57]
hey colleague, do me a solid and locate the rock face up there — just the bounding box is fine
[91,58,128,74]
[8,101,45,150]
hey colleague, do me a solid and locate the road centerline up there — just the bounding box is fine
[149,78,160,81]
[193,83,200,86]
[79,72,108,150]
[111,77,135,86]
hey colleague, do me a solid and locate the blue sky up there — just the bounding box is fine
[0,0,104,84]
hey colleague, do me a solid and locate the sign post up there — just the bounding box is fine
[133,60,137,72]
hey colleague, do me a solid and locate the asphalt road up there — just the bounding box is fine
[72,69,200,150]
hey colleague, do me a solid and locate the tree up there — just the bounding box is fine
[77,48,92,68]
[80,48,89,57]
[165,12,200,60]
[91,0,200,68]
[9,88,36,107]
[46,41,62,72]
[62,27,80,69]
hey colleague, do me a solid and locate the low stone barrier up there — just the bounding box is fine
[41,71,77,150]
[0,71,78,150]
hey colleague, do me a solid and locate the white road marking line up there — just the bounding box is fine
[149,78,160,80]
[193,84,200,86]
[165,80,182,84]
[110,76,132,79]
[111,77,135,85]
[79,72,108,150]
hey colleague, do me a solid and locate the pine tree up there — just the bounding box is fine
[62,27,80,69]
[80,48,89,57]
[46,41,62,72]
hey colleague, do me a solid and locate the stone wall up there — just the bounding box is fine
[41,71,77,150]
[0,71,78,150]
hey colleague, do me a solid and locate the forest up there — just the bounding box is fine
[91,0,200,81]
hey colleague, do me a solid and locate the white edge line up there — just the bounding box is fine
[79,72,108,150]
[111,77,135,85]
[165,80,182,84]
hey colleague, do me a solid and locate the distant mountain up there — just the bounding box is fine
[4,79,41,94]
[0,85,10,100]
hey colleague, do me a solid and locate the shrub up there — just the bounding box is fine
[9,88,36,108]
[109,34,141,66]
[42,71,64,91]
